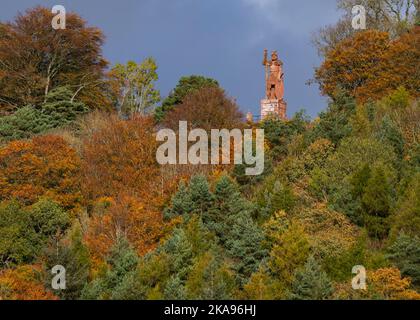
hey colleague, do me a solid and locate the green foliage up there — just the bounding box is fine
[361,164,393,239]
[81,236,139,299]
[0,87,88,141]
[0,199,69,268]
[43,222,91,300]
[290,255,333,300]
[266,221,310,286]
[110,58,160,116]
[310,136,397,226]
[387,233,420,289]
[390,173,420,239]
[155,75,219,122]
[261,110,309,159]
[0,201,38,267]
[310,91,356,145]
[185,250,235,300]
[376,115,405,161]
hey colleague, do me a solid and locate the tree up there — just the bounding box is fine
[290,256,333,300]
[361,164,393,239]
[109,58,160,116]
[163,86,243,132]
[185,251,235,300]
[155,75,219,121]
[81,236,139,300]
[387,233,420,289]
[0,135,82,210]
[390,173,420,238]
[242,267,279,300]
[313,0,418,56]
[267,221,310,286]
[0,199,69,268]
[315,28,420,103]
[261,110,309,159]
[43,222,91,300]
[0,265,57,300]
[80,114,160,203]
[0,86,88,142]
[164,175,213,219]
[309,91,356,145]
[368,268,420,299]
[0,6,109,114]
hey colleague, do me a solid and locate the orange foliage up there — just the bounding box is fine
[0,135,82,211]
[81,115,177,258]
[0,265,57,300]
[369,268,420,300]
[334,267,420,300]
[85,194,173,259]
[315,27,420,103]
[81,115,160,204]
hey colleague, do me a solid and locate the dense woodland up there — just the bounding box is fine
[0,3,419,300]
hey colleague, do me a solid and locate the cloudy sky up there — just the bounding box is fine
[1,0,343,117]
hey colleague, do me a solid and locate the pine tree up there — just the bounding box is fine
[206,175,254,242]
[164,180,194,219]
[43,222,90,300]
[188,175,214,216]
[267,221,310,285]
[290,255,333,300]
[164,275,186,300]
[387,233,420,289]
[225,212,267,285]
[81,236,139,299]
[362,164,393,239]
[185,250,235,300]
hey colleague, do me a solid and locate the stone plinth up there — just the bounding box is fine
[261,98,287,120]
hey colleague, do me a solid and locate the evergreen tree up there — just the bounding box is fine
[185,250,235,300]
[387,233,420,289]
[43,222,90,300]
[164,180,194,219]
[189,175,214,216]
[41,86,88,127]
[362,164,393,239]
[0,86,88,141]
[267,221,310,286]
[376,115,405,162]
[310,90,356,145]
[290,255,333,300]
[81,236,139,299]
[164,275,186,300]
[225,212,267,285]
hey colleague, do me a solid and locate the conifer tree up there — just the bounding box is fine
[362,164,393,239]
[387,233,420,289]
[290,255,333,300]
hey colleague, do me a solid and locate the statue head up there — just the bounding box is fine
[271,50,278,61]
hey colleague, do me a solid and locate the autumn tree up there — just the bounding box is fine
[313,0,418,56]
[0,6,109,114]
[163,86,243,131]
[0,135,82,210]
[155,75,219,121]
[0,265,57,300]
[315,28,420,103]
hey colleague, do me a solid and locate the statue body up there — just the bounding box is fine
[261,50,287,120]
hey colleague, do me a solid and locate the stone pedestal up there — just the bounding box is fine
[260,98,287,120]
